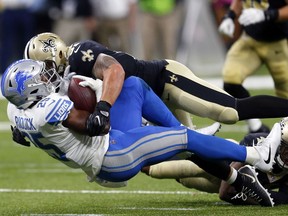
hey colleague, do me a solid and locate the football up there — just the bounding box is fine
[68,77,96,113]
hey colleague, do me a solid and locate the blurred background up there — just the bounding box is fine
[0,0,239,76]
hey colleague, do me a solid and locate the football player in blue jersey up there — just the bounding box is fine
[2,58,282,206]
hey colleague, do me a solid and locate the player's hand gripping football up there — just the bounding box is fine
[86,101,112,136]
[73,75,103,101]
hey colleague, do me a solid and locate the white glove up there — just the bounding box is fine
[73,75,103,102]
[239,8,265,26]
[218,18,235,38]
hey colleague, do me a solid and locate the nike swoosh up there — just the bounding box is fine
[74,45,81,53]
[264,146,271,164]
[241,173,256,183]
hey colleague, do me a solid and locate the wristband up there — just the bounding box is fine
[224,9,236,21]
[264,9,279,22]
[97,100,112,112]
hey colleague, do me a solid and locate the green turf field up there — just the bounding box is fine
[0,89,287,216]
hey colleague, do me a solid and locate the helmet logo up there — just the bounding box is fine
[39,38,57,53]
[14,71,32,95]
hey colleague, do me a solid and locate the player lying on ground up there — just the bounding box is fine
[2,59,282,206]
[24,32,288,132]
[142,118,288,206]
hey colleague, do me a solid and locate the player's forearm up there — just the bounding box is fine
[101,64,124,105]
[93,53,125,105]
[229,0,242,16]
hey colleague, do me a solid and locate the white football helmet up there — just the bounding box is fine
[24,32,68,75]
[276,117,288,170]
[1,59,61,109]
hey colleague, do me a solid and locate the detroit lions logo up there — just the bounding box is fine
[39,38,57,53]
[14,71,32,95]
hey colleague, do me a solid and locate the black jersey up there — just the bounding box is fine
[68,40,168,96]
[243,0,288,42]
[240,133,288,190]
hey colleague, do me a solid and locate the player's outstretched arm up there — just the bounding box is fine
[92,53,125,106]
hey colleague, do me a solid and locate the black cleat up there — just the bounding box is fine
[234,165,274,207]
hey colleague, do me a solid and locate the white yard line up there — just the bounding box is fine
[0,188,204,195]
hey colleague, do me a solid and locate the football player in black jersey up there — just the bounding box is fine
[143,117,288,206]
[219,131,288,206]
[23,32,288,130]
[219,0,288,133]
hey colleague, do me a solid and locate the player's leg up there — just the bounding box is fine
[222,35,267,132]
[162,60,239,124]
[261,39,288,99]
[98,123,281,182]
[144,159,206,179]
[166,103,195,128]
[111,76,181,131]
[179,177,221,193]
[98,125,279,206]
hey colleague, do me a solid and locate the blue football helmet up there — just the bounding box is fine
[1,59,61,109]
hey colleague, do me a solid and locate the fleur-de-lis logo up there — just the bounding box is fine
[170,74,178,83]
[81,49,94,62]
[39,38,56,53]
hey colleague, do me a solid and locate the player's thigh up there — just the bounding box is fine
[163,60,238,123]
[222,37,261,84]
[262,40,288,98]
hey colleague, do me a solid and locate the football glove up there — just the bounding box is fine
[73,75,103,101]
[10,125,30,147]
[218,10,236,38]
[239,8,279,26]
[86,101,111,136]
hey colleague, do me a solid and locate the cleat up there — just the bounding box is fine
[196,122,221,136]
[250,124,270,134]
[253,123,281,172]
[235,165,274,207]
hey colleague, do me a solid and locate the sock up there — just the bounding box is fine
[226,168,238,184]
[231,172,244,192]
[245,147,260,165]
[246,119,262,132]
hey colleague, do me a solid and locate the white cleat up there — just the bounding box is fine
[253,123,281,172]
[196,122,221,136]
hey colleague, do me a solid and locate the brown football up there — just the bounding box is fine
[68,77,96,113]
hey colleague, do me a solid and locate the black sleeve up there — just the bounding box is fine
[187,154,231,180]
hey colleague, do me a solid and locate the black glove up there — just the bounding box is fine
[86,101,111,136]
[10,126,30,147]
